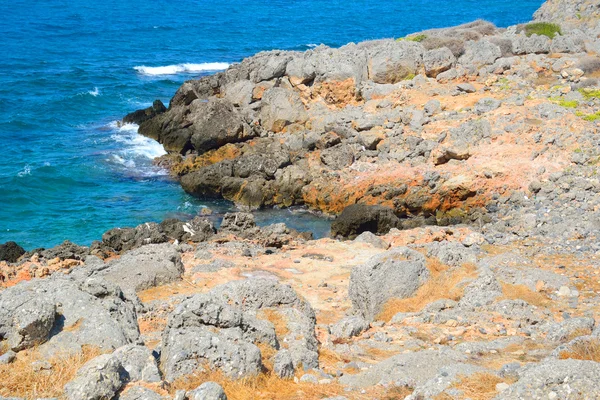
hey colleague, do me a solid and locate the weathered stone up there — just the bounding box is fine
[188,382,228,400]
[331,204,399,239]
[0,241,25,263]
[260,87,308,132]
[64,354,126,400]
[349,247,430,321]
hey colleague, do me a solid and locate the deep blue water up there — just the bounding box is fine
[0,0,544,249]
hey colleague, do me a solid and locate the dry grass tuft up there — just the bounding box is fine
[0,341,7,356]
[257,309,290,338]
[0,346,103,398]
[559,338,600,362]
[170,368,346,400]
[377,260,478,322]
[500,283,550,307]
[441,372,511,400]
[381,385,413,399]
[319,347,350,370]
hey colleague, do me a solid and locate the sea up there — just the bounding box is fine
[0,0,544,249]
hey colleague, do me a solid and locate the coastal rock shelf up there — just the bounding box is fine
[3,0,600,399]
[127,11,600,233]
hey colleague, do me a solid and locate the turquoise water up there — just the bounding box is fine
[0,0,544,249]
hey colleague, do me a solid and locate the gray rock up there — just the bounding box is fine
[219,212,256,233]
[339,349,467,388]
[331,204,400,239]
[353,231,389,249]
[0,350,16,365]
[424,99,442,116]
[0,241,26,263]
[459,39,502,68]
[366,40,424,84]
[320,144,354,170]
[188,382,227,400]
[425,241,478,267]
[6,298,56,351]
[423,47,456,77]
[511,34,551,55]
[273,349,295,379]
[329,316,370,339]
[474,97,502,114]
[458,269,502,309]
[546,317,595,343]
[349,247,430,321]
[456,83,476,93]
[117,386,164,400]
[113,344,161,383]
[64,354,126,400]
[260,87,308,132]
[98,243,184,293]
[0,275,140,357]
[496,359,600,399]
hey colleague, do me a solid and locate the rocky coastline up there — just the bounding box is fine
[2,0,600,398]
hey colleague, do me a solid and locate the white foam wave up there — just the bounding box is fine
[17,165,31,177]
[89,87,100,96]
[134,62,230,76]
[306,43,318,48]
[106,122,168,177]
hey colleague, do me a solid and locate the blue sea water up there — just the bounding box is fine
[0,0,544,249]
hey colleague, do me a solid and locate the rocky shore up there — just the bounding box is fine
[2,0,600,399]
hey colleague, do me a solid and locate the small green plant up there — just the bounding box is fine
[579,88,600,101]
[574,148,583,153]
[579,111,600,122]
[396,34,427,42]
[549,97,579,108]
[576,12,582,20]
[524,22,562,39]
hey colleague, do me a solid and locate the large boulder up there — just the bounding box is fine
[0,241,25,263]
[458,39,502,68]
[349,247,430,321]
[161,279,318,381]
[64,354,126,400]
[188,382,228,400]
[366,40,424,84]
[0,275,140,355]
[423,47,456,77]
[123,100,167,125]
[189,98,255,153]
[259,87,308,132]
[112,344,161,383]
[95,243,184,293]
[101,222,167,253]
[330,204,400,239]
[159,216,216,243]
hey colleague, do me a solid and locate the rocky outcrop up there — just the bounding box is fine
[349,247,430,321]
[330,204,400,239]
[0,241,25,263]
[64,353,126,400]
[0,274,140,354]
[160,278,318,381]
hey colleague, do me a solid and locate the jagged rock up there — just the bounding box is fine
[123,100,167,125]
[41,240,89,261]
[101,223,167,253]
[349,247,430,321]
[219,212,257,233]
[367,40,424,84]
[118,386,164,400]
[458,269,502,309]
[0,275,140,356]
[112,344,161,382]
[545,317,595,343]
[511,34,551,55]
[320,144,354,170]
[64,354,126,400]
[331,204,400,239]
[329,316,370,339]
[259,87,308,132]
[97,243,184,293]
[339,349,467,388]
[0,241,25,263]
[188,382,228,400]
[498,359,600,399]
[160,217,216,243]
[423,47,456,77]
[273,349,295,379]
[353,231,389,249]
[474,97,502,114]
[432,145,471,165]
[425,241,478,267]
[6,298,56,351]
[459,39,502,68]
